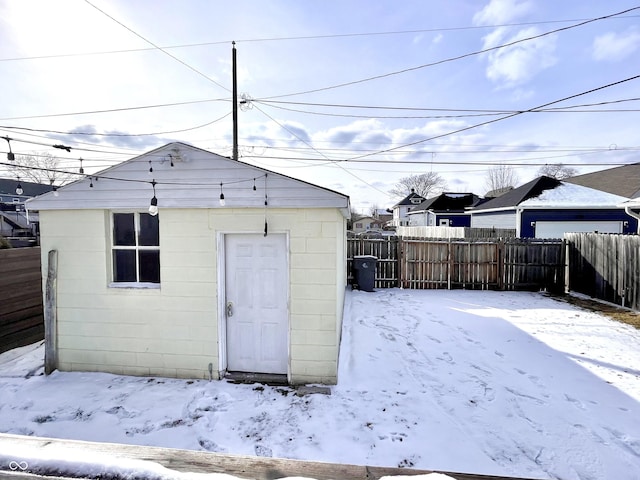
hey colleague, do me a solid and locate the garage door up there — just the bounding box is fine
[535,221,622,239]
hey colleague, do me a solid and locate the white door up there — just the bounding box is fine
[224,234,288,374]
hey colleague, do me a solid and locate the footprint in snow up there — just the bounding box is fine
[564,394,586,410]
[438,352,454,364]
[255,444,273,457]
[198,438,221,452]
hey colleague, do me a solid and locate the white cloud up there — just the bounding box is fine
[484,27,557,88]
[473,1,553,89]
[592,27,640,62]
[473,0,534,25]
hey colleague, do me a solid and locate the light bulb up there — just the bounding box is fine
[149,196,158,216]
[219,193,226,207]
[53,186,59,197]
[16,184,23,195]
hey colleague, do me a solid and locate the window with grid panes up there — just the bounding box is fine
[111,212,160,284]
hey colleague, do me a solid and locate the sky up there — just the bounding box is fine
[2,289,640,479]
[0,0,639,213]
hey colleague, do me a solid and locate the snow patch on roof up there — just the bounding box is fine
[520,182,628,207]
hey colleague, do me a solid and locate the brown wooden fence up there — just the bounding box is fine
[348,237,565,292]
[565,233,640,311]
[0,247,44,354]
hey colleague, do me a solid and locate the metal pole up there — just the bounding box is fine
[232,41,238,161]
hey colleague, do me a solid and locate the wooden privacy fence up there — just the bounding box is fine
[565,233,640,311]
[348,237,565,292]
[0,247,44,354]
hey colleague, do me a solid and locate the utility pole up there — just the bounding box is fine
[232,41,238,161]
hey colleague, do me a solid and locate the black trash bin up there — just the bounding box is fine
[353,255,377,292]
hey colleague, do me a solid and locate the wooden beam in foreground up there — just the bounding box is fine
[0,433,543,480]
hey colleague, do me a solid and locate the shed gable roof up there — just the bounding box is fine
[27,142,350,217]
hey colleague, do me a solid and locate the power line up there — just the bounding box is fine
[0,111,232,138]
[2,15,638,62]
[0,98,230,121]
[250,104,392,197]
[346,74,640,162]
[240,155,632,167]
[262,6,640,100]
[83,0,231,94]
[256,99,640,120]
[256,96,640,112]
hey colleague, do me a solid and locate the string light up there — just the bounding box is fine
[3,136,15,161]
[89,177,94,188]
[148,160,153,175]
[253,178,257,191]
[219,183,225,206]
[15,177,23,195]
[264,173,268,236]
[149,180,158,216]
[53,185,59,197]
[79,158,84,174]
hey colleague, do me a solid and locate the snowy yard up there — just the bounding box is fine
[1,289,640,480]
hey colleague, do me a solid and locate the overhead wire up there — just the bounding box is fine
[0,111,232,138]
[250,103,392,196]
[83,0,231,94]
[261,6,640,100]
[0,98,230,122]
[3,14,638,62]
[344,74,640,162]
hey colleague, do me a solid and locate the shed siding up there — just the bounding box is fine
[39,207,345,384]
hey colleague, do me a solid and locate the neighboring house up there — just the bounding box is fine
[372,208,393,226]
[566,162,640,199]
[0,178,53,241]
[351,215,384,233]
[484,186,513,198]
[27,142,351,385]
[469,176,637,238]
[407,192,484,227]
[391,189,425,227]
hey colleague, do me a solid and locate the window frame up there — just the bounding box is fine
[109,211,160,289]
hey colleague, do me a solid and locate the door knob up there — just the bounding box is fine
[226,301,233,317]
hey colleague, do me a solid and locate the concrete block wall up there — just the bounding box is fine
[39,207,346,384]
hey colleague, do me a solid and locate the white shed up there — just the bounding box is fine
[27,142,350,385]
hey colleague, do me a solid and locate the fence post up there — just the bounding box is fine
[398,238,404,288]
[497,239,504,290]
[447,238,452,290]
[44,249,58,375]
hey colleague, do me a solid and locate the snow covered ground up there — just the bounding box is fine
[1,289,640,480]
